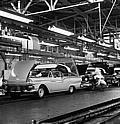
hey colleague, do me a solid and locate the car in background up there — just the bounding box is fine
[81,67,107,90]
[111,67,120,86]
[4,60,82,98]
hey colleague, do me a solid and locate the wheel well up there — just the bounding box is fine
[39,84,49,94]
[69,85,76,90]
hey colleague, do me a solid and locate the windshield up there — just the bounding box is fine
[86,69,95,74]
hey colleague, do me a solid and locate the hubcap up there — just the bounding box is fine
[70,87,73,93]
[39,88,44,97]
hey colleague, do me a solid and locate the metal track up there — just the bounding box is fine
[32,98,120,124]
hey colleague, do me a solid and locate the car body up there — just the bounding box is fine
[86,67,106,75]
[111,67,120,86]
[81,67,106,89]
[5,60,82,98]
[81,73,94,89]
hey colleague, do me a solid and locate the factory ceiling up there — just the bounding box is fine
[0,0,120,39]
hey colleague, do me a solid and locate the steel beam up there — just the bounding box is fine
[22,0,33,14]
[98,2,102,38]
[102,0,117,33]
[25,2,89,16]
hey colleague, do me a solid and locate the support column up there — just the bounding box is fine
[0,52,7,70]
[98,2,102,39]
[18,0,21,13]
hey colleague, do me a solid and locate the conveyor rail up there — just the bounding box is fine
[32,98,120,124]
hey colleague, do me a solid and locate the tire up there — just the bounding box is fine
[117,82,120,87]
[38,86,46,98]
[69,86,75,94]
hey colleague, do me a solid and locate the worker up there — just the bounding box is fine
[93,68,106,86]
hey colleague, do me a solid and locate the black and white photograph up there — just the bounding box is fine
[1,0,120,124]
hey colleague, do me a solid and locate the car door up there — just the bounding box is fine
[66,73,82,89]
[61,73,70,90]
[47,71,65,93]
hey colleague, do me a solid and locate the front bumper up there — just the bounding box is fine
[81,82,93,88]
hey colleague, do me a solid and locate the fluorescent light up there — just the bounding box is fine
[29,55,41,58]
[83,50,94,54]
[5,53,22,56]
[108,55,116,58]
[59,40,66,42]
[88,0,104,3]
[48,26,74,36]
[64,46,79,51]
[0,35,29,41]
[75,60,83,63]
[78,36,96,42]
[39,41,58,47]
[97,53,107,56]
[47,57,54,60]
[0,10,33,23]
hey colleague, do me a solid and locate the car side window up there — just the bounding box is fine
[63,73,68,76]
[52,71,61,78]
[68,72,77,76]
[41,71,49,77]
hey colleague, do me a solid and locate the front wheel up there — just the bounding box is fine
[68,86,75,94]
[38,86,46,98]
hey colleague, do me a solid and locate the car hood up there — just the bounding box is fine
[8,60,35,82]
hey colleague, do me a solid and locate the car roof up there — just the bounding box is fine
[35,64,57,69]
[35,63,71,73]
[87,67,106,73]
[87,67,103,70]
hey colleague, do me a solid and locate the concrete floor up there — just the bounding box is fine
[0,87,120,124]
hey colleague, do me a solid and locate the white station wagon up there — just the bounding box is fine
[5,60,82,98]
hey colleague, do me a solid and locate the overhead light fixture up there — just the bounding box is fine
[83,51,94,54]
[59,40,67,42]
[97,53,107,56]
[29,55,41,59]
[88,0,104,3]
[64,46,79,51]
[0,35,29,41]
[75,60,83,63]
[108,55,116,58]
[0,9,33,23]
[47,57,54,60]
[5,53,22,56]
[39,41,58,47]
[78,36,96,42]
[48,26,74,36]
